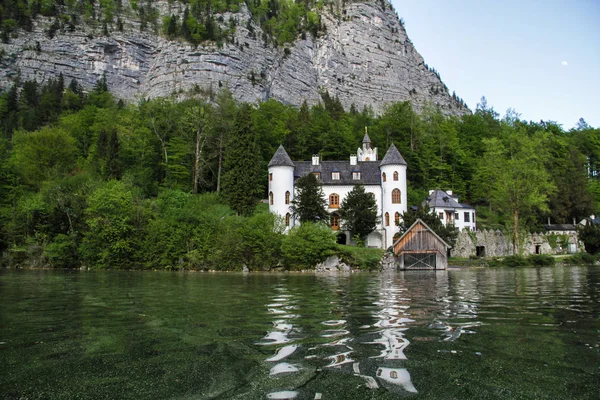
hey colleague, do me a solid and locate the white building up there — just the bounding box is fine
[425,189,476,231]
[268,133,407,249]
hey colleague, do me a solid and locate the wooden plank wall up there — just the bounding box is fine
[394,221,446,255]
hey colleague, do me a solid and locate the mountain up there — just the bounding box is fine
[0,0,468,115]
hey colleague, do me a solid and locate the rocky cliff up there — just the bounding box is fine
[0,1,468,116]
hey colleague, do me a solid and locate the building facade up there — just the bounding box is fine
[268,133,408,249]
[425,189,476,231]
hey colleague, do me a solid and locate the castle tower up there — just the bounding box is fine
[357,127,378,162]
[267,145,296,230]
[380,143,408,247]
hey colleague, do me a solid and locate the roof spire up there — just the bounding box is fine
[380,143,407,166]
[362,127,371,150]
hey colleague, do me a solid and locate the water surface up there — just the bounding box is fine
[1,267,598,399]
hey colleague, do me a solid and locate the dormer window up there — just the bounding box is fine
[332,172,340,180]
[313,172,320,180]
[352,171,361,180]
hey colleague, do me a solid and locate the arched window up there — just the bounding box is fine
[285,213,290,227]
[329,193,340,208]
[392,189,401,204]
[394,212,400,225]
[393,171,399,181]
[330,213,340,230]
[285,191,290,205]
[382,172,386,182]
[269,191,273,205]
[385,212,390,226]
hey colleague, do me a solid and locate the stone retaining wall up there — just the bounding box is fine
[451,230,582,258]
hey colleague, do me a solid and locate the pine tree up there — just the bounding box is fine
[290,173,328,223]
[338,184,378,241]
[221,103,261,216]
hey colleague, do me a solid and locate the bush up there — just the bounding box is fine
[564,253,598,265]
[501,255,530,267]
[281,223,337,270]
[527,254,555,266]
[335,245,383,271]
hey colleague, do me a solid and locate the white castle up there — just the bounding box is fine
[268,132,407,249]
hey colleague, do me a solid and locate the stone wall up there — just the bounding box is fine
[451,230,582,258]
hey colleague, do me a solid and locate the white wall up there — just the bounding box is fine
[380,164,408,248]
[432,206,476,231]
[268,165,295,230]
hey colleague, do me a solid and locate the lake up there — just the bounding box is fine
[1,267,598,399]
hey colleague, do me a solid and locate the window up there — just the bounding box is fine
[439,212,444,219]
[330,214,340,230]
[382,172,386,182]
[269,192,273,205]
[394,212,400,225]
[312,172,320,180]
[464,212,470,222]
[385,212,390,226]
[269,173,273,181]
[329,193,340,208]
[285,213,290,227]
[365,157,370,161]
[368,192,375,199]
[392,189,401,204]
[393,171,399,181]
[285,191,290,205]
[331,172,340,180]
[455,212,459,221]
[472,213,476,223]
[352,171,361,180]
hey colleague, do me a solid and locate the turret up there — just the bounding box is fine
[380,143,408,247]
[357,127,377,161]
[268,145,296,229]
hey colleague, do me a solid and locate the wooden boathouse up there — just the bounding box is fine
[392,219,451,270]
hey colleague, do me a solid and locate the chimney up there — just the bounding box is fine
[350,155,357,166]
[547,217,551,225]
[573,218,576,225]
[312,154,319,166]
[447,190,453,196]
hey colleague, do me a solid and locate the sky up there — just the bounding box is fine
[391,0,600,129]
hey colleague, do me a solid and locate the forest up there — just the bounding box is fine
[0,71,598,269]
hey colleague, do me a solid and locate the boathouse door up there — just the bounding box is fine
[403,253,437,270]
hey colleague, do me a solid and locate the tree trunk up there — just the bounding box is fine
[512,210,519,254]
[193,126,202,194]
[216,135,223,194]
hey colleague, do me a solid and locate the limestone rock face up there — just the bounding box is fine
[0,1,468,116]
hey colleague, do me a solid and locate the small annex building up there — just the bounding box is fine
[392,219,451,270]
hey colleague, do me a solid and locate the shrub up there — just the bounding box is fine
[502,255,530,267]
[527,254,555,266]
[564,253,598,265]
[281,223,337,270]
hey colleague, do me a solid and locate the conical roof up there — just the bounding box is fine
[362,129,371,144]
[380,143,407,166]
[268,145,295,167]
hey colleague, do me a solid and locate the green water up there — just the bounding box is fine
[0,267,598,400]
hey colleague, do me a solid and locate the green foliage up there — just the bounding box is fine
[527,254,555,266]
[578,223,600,255]
[500,255,530,267]
[290,173,328,223]
[281,222,337,269]
[564,252,598,265]
[335,245,383,270]
[338,184,378,241]
[221,103,262,216]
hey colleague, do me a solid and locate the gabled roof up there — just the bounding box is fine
[294,161,381,185]
[268,145,295,167]
[392,218,451,250]
[426,189,472,209]
[380,143,407,166]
